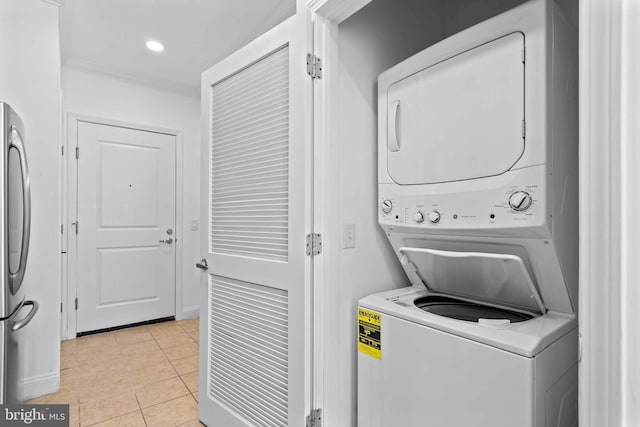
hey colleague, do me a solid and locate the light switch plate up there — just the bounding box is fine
[343,223,356,249]
[191,220,199,231]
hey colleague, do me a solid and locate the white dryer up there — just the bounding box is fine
[358,0,578,426]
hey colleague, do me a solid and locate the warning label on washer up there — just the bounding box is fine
[358,308,381,359]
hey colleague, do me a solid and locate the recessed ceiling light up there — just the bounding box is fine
[146,40,164,52]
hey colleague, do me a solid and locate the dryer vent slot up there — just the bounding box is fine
[414,295,535,323]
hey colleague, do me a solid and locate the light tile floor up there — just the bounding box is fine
[27,318,205,427]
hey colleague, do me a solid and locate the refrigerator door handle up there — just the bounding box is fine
[11,300,38,332]
[8,127,31,293]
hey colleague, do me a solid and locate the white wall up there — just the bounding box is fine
[0,0,62,399]
[442,0,527,36]
[323,0,447,425]
[61,66,201,326]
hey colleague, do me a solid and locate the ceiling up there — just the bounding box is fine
[60,0,296,97]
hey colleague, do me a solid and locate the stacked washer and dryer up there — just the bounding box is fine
[357,1,578,426]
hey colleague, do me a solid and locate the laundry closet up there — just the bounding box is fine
[197,0,579,425]
[320,0,578,425]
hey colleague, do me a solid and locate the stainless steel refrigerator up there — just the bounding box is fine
[1,102,38,404]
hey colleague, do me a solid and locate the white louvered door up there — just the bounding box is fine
[198,12,313,427]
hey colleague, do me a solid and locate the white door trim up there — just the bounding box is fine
[62,113,184,339]
[307,10,333,417]
[579,0,640,425]
[619,1,640,421]
[308,0,639,424]
[307,0,371,24]
[305,1,372,423]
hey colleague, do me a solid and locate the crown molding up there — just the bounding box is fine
[63,58,200,99]
[41,0,63,7]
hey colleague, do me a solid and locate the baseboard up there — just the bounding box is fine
[182,306,200,319]
[22,371,60,401]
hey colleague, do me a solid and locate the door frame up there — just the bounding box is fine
[304,0,373,422]
[62,113,184,339]
[308,0,639,425]
[578,0,640,424]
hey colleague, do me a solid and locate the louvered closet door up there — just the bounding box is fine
[198,13,312,427]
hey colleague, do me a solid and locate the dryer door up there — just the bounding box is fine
[386,32,525,185]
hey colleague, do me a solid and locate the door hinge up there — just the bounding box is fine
[60,302,63,313]
[75,146,79,159]
[75,298,78,310]
[61,146,64,156]
[61,223,64,234]
[306,409,322,427]
[72,221,78,235]
[306,233,322,256]
[522,119,526,139]
[306,53,322,80]
[522,46,526,63]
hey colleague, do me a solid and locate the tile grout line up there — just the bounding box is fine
[84,409,140,427]
[177,372,195,401]
[134,392,149,427]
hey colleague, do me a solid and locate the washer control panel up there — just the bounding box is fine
[378,168,547,230]
[508,191,533,211]
[381,199,393,214]
[427,211,441,223]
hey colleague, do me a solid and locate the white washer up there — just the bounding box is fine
[358,0,578,426]
[357,276,578,427]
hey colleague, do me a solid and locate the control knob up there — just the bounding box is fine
[427,211,441,223]
[381,199,393,214]
[509,191,533,211]
[414,211,425,223]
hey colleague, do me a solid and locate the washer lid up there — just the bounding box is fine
[399,247,546,314]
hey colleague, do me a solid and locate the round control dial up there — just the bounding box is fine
[427,211,441,223]
[414,211,425,223]
[509,191,533,211]
[381,199,393,214]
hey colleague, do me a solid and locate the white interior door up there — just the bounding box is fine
[198,12,313,427]
[76,121,176,333]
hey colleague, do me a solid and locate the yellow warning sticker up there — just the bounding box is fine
[358,308,381,360]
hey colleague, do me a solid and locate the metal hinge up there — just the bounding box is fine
[306,233,322,256]
[61,223,64,234]
[75,147,79,159]
[75,298,78,310]
[306,53,322,80]
[306,409,322,427]
[61,146,64,156]
[60,303,63,313]
[522,120,526,139]
[72,221,78,235]
[522,46,526,63]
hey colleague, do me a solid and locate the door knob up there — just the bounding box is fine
[196,259,208,270]
[159,238,174,244]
